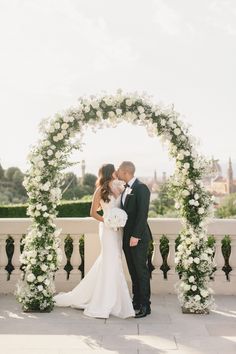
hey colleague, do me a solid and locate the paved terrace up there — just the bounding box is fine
[1,294,236,354]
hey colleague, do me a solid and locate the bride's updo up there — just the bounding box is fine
[96,163,115,202]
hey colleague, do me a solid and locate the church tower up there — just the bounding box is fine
[81,160,86,184]
[226,157,233,194]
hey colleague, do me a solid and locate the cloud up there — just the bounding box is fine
[153,0,182,36]
[206,0,236,36]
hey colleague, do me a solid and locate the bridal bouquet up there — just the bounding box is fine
[104,207,128,231]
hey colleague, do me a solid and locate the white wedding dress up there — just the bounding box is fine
[53,194,135,319]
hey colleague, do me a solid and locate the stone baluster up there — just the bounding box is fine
[54,234,68,291]
[167,235,179,282]
[11,235,22,281]
[0,235,8,283]
[70,234,82,281]
[213,236,225,278]
[229,237,236,278]
[151,235,162,275]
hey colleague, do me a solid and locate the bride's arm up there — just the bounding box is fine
[90,187,104,222]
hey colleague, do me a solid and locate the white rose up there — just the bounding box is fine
[177,153,185,160]
[175,202,180,209]
[183,162,190,170]
[194,294,201,301]
[47,254,53,261]
[37,275,44,282]
[47,149,53,156]
[184,284,191,291]
[126,99,133,106]
[194,193,199,200]
[116,108,122,115]
[53,136,58,142]
[182,190,190,197]
[174,128,181,136]
[108,111,115,118]
[55,151,61,159]
[192,285,197,291]
[54,122,60,130]
[200,289,208,298]
[189,199,195,205]
[38,161,45,168]
[193,257,200,264]
[61,123,69,130]
[160,119,166,126]
[137,106,145,113]
[27,273,36,282]
[37,285,44,291]
[188,257,193,264]
[189,275,195,283]
[194,201,199,207]
[30,258,36,265]
[198,207,205,215]
[57,133,63,140]
[139,113,146,120]
[41,264,48,272]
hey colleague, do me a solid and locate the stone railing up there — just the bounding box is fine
[0,218,236,295]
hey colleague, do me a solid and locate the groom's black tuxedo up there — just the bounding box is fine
[121,178,152,308]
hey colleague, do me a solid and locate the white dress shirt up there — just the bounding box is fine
[122,177,136,205]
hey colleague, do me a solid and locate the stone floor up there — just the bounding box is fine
[0,294,236,354]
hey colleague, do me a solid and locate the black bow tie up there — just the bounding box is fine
[124,183,129,188]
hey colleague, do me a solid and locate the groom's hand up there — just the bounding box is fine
[130,236,140,247]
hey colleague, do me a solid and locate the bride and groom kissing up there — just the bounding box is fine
[54,161,152,319]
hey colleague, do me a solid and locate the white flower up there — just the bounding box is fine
[194,294,201,301]
[47,149,53,156]
[183,162,190,170]
[41,264,48,272]
[116,108,122,115]
[27,273,36,282]
[37,285,44,291]
[126,99,133,106]
[200,289,209,298]
[189,199,195,205]
[47,254,53,261]
[189,276,195,283]
[174,128,181,136]
[139,113,146,120]
[160,119,166,126]
[37,275,44,282]
[182,190,190,197]
[137,106,145,113]
[198,207,205,215]
[54,122,60,130]
[61,123,69,130]
[192,285,197,291]
[194,193,199,200]
[175,202,180,209]
[193,257,200,264]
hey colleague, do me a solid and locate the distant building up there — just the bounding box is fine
[208,158,236,196]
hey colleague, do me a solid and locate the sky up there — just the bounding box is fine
[0,0,235,178]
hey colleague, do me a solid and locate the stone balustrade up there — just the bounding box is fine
[0,218,235,295]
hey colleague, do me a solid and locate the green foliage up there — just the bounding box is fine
[0,201,91,218]
[83,173,97,188]
[149,182,178,217]
[215,193,236,218]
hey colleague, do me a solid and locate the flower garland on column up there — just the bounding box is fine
[16,90,214,313]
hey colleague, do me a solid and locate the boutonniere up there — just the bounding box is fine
[126,187,133,195]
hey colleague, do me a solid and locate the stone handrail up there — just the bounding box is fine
[0,218,235,295]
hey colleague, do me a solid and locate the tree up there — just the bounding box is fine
[83,173,97,188]
[215,193,236,218]
[150,182,176,216]
[5,167,22,181]
[0,163,4,180]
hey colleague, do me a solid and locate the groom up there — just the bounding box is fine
[117,161,152,318]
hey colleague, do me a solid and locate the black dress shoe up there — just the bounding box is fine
[133,303,141,311]
[135,306,151,318]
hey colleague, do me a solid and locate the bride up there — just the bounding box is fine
[53,163,135,319]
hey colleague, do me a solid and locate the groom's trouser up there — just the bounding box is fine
[123,238,151,307]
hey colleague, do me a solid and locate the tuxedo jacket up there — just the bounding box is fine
[121,178,153,243]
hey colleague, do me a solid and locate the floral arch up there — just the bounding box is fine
[16,90,215,313]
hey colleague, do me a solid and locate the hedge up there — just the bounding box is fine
[0,201,91,218]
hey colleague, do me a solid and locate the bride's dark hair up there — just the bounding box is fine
[96,163,115,202]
